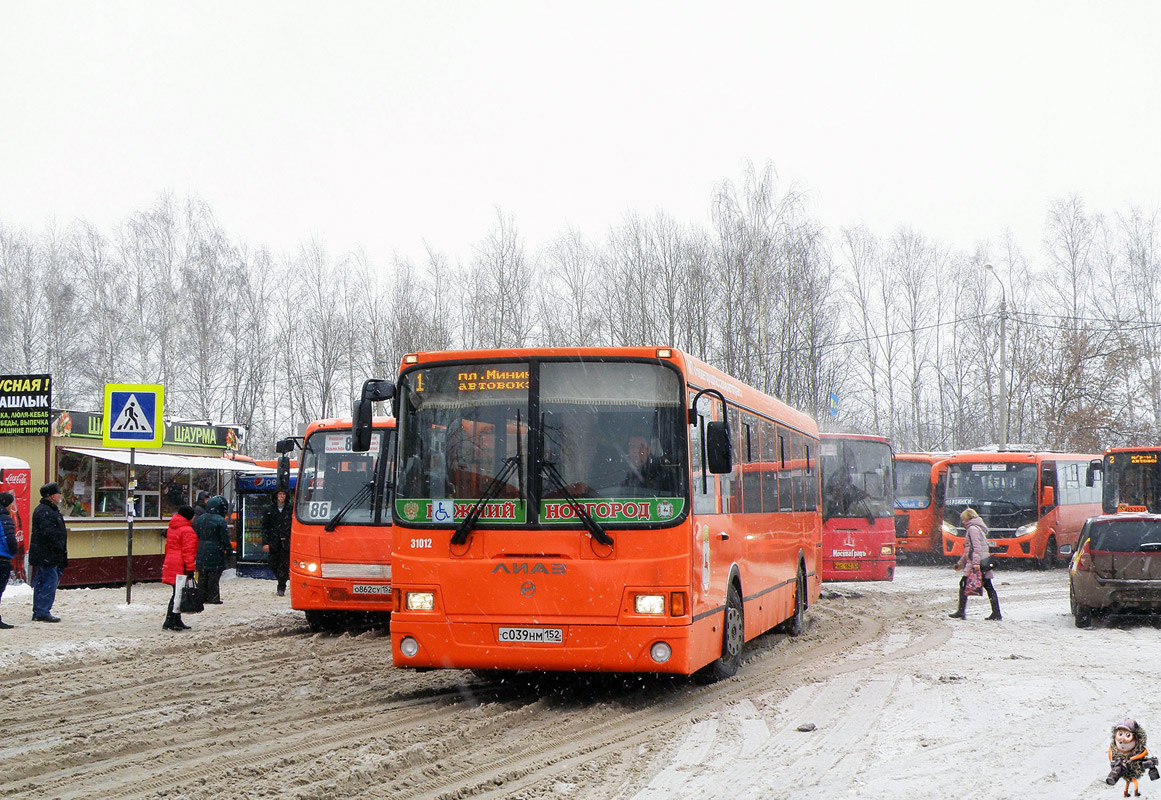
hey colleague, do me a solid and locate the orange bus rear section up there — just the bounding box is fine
[385,347,821,677]
[939,451,1100,565]
[819,433,896,581]
[894,453,948,560]
[289,416,396,627]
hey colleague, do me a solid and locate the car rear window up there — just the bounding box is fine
[1092,520,1161,552]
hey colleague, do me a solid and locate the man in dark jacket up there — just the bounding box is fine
[29,482,68,622]
[194,495,232,604]
[261,489,293,596]
[0,491,19,628]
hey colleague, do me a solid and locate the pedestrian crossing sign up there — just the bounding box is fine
[103,384,165,448]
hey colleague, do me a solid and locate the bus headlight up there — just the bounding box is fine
[634,594,666,615]
[406,591,435,611]
[399,636,419,657]
[1014,523,1037,539]
[650,642,672,663]
[295,560,319,573]
[942,522,958,537]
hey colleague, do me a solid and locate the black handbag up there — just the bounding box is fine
[978,555,997,573]
[180,576,204,614]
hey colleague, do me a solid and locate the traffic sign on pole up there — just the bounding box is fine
[103,384,165,448]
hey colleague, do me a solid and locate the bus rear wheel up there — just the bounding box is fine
[695,583,744,684]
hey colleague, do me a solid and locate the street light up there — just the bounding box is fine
[984,264,1008,451]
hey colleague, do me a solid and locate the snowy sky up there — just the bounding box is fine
[2,1,1159,266]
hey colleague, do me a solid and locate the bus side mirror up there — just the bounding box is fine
[1085,459,1102,488]
[352,379,396,452]
[705,420,732,474]
[1041,485,1055,507]
[275,438,295,492]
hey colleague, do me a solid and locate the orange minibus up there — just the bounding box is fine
[941,450,1100,566]
[894,452,948,561]
[285,415,396,630]
[362,347,822,681]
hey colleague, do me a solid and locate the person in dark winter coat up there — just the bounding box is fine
[29,482,68,622]
[162,506,198,631]
[949,507,1001,621]
[1108,718,1155,797]
[0,492,19,629]
[192,490,210,520]
[194,495,231,604]
[261,489,293,596]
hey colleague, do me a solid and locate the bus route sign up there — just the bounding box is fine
[102,384,165,448]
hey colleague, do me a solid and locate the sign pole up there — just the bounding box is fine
[126,447,135,604]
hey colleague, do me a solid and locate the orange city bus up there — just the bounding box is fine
[1087,447,1161,515]
[819,433,896,581]
[941,450,1101,567]
[893,452,948,561]
[285,415,396,631]
[363,347,822,680]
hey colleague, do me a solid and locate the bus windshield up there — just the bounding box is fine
[821,439,893,520]
[1104,451,1161,514]
[394,360,687,526]
[296,430,390,526]
[895,460,933,510]
[944,462,1038,531]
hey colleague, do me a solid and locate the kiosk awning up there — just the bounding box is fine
[60,447,275,473]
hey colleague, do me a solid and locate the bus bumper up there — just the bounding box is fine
[390,616,698,674]
[821,557,895,582]
[290,574,395,612]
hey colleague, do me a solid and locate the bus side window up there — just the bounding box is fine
[742,414,761,514]
[804,441,818,511]
[760,420,778,514]
[790,432,805,512]
[778,429,793,512]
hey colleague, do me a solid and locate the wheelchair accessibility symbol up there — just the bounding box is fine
[432,500,454,523]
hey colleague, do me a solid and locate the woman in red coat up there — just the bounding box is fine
[162,506,198,631]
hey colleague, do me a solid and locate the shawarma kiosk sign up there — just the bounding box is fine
[0,374,52,436]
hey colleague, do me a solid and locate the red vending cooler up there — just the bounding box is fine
[0,457,32,581]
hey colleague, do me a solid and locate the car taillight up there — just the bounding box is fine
[1075,540,1092,572]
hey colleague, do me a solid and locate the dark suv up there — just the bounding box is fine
[1069,513,1161,627]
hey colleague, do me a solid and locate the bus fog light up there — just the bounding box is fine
[399,636,419,657]
[650,642,672,663]
[634,594,666,614]
[406,591,434,611]
[880,544,893,555]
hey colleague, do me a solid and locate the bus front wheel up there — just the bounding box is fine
[695,583,744,683]
[1037,537,1059,570]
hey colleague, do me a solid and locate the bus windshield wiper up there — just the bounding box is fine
[325,481,374,531]
[451,411,524,545]
[539,460,613,546]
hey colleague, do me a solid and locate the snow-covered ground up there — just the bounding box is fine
[635,565,1161,799]
[2,565,1159,800]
